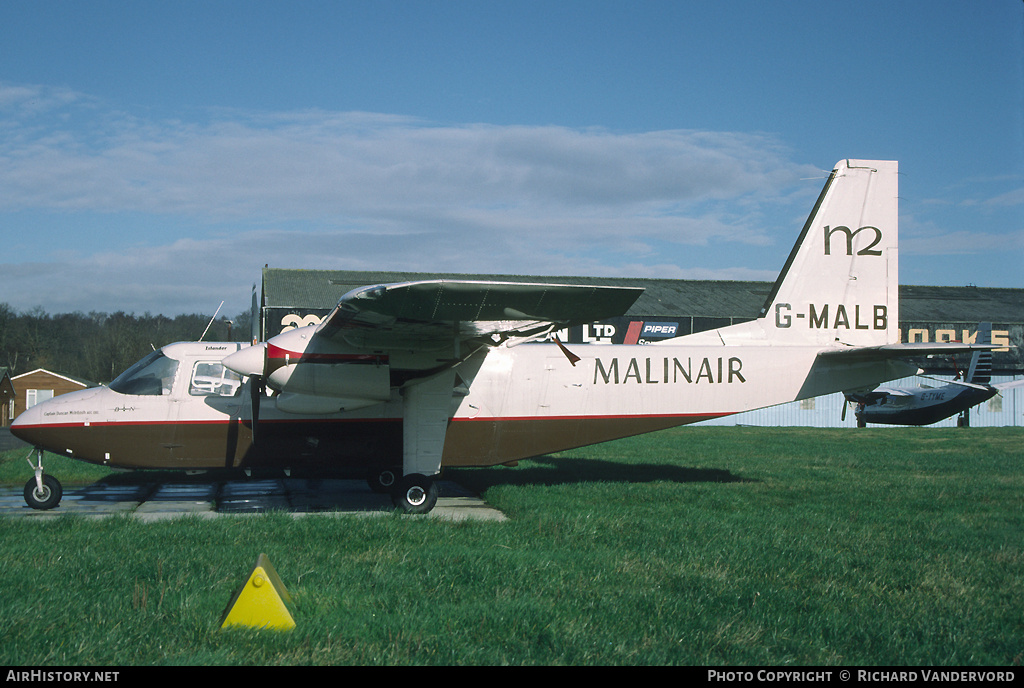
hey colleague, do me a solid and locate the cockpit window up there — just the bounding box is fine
[109,351,179,396]
[189,361,242,397]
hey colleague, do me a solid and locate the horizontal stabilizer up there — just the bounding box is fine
[818,342,1005,362]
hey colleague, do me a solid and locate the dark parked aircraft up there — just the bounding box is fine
[845,324,1020,426]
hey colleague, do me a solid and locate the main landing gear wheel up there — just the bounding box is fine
[24,474,62,510]
[391,474,438,514]
[367,467,400,494]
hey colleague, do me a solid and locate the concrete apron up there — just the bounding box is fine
[0,477,507,522]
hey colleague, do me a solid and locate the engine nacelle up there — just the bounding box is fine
[225,326,393,407]
[268,358,390,403]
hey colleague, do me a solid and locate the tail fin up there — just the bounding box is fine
[966,322,993,384]
[758,159,899,347]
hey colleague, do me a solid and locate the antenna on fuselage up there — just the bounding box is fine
[200,301,225,342]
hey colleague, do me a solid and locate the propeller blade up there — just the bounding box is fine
[225,343,269,445]
[249,376,264,444]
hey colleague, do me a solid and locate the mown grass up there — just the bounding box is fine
[0,444,114,486]
[0,427,1021,666]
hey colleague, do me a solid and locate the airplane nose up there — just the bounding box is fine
[10,400,55,448]
[10,405,40,443]
[223,343,267,378]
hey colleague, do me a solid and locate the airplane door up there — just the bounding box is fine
[165,358,246,468]
[104,349,185,467]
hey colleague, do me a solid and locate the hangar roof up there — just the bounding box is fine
[261,268,1024,324]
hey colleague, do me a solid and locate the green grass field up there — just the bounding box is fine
[1,427,1021,666]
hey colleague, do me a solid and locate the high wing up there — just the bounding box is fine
[222,278,644,513]
[870,387,914,397]
[996,378,1024,391]
[917,375,992,391]
[315,279,645,352]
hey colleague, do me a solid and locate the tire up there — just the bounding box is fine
[391,474,438,514]
[367,467,399,493]
[24,474,62,510]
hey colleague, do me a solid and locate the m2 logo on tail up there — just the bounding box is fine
[824,225,883,256]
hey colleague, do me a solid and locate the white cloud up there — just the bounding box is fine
[0,84,813,221]
[983,187,1024,208]
[902,228,1024,257]
[0,82,826,314]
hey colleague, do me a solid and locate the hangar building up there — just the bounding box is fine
[256,268,1024,428]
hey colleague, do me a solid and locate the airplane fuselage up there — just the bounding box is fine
[854,384,998,426]
[12,331,915,472]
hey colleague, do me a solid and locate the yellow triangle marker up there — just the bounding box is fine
[220,553,296,631]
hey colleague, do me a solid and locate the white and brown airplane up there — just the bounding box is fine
[12,159,995,513]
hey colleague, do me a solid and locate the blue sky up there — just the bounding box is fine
[2,0,1022,317]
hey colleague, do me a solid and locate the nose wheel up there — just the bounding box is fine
[24,448,62,510]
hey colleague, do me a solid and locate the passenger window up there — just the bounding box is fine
[190,362,242,397]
